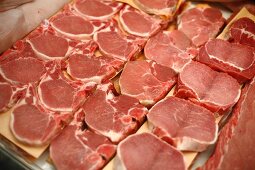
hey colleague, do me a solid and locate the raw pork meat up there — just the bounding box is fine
[0,81,24,113]
[119,60,177,106]
[66,53,124,83]
[27,26,73,60]
[38,61,92,112]
[0,40,40,64]
[133,0,178,16]
[198,39,255,83]
[93,20,145,61]
[50,109,116,170]
[0,41,46,85]
[0,58,46,85]
[117,132,186,170]
[73,0,123,20]
[82,83,148,143]
[10,84,72,145]
[147,96,218,152]
[175,61,241,115]
[119,5,161,38]
[229,17,255,48]
[50,6,105,40]
[144,30,197,72]
[178,7,225,46]
[201,77,255,170]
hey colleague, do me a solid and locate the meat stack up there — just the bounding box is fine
[0,0,255,170]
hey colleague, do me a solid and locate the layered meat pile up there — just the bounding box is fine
[0,0,255,170]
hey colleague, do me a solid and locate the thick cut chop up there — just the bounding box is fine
[10,84,72,145]
[119,5,161,38]
[73,0,123,20]
[93,21,145,61]
[178,7,225,46]
[147,96,218,152]
[198,39,255,83]
[27,26,73,60]
[133,0,178,16]
[201,77,255,170]
[144,30,197,72]
[0,41,46,85]
[119,60,177,106]
[50,109,116,170]
[51,6,105,40]
[66,53,124,84]
[83,83,148,143]
[0,57,45,85]
[230,17,255,48]
[38,61,93,112]
[117,132,186,170]
[175,61,241,115]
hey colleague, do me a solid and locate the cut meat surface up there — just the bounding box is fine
[10,84,72,145]
[50,109,116,170]
[133,0,178,16]
[51,6,105,40]
[73,0,123,20]
[178,7,225,46]
[147,96,218,152]
[0,57,46,85]
[229,17,255,48]
[198,39,255,83]
[67,53,124,83]
[93,21,145,61]
[0,82,24,113]
[119,60,177,106]
[175,61,241,115]
[117,132,186,170]
[0,41,41,65]
[38,61,92,112]
[144,30,197,72]
[0,40,46,85]
[201,77,255,170]
[27,27,73,60]
[82,83,148,143]
[119,5,162,38]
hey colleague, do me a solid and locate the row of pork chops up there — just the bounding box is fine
[0,0,254,169]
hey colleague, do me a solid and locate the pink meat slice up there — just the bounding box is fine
[73,0,123,20]
[119,60,177,106]
[67,53,124,83]
[38,61,92,112]
[144,30,197,72]
[28,31,71,60]
[229,17,255,48]
[93,21,145,61]
[201,77,255,170]
[133,0,178,16]
[147,96,218,152]
[0,82,24,113]
[10,84,72,145]
[175,61,241,115]
[197,39,255,83]
[119,5,161,37]
[51,7,105,40]
[82,83,148,143]
[0,57,46,85]
[50,109,116,170]
[178,7,225,46]
[0,40,41,65]
[117,133,186,170]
